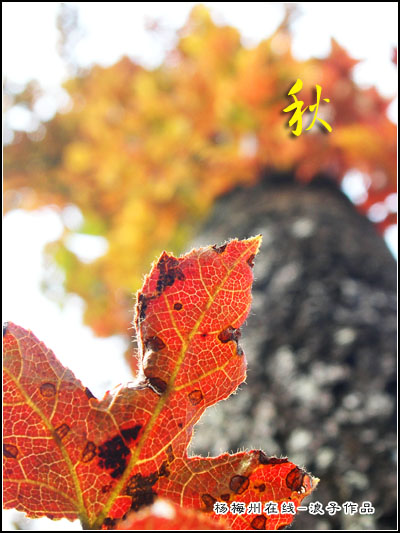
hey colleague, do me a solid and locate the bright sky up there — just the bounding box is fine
[2,2,398,530]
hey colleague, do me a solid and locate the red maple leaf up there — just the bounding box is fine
[3,237,318,529]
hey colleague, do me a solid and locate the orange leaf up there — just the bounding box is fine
[3,237,317,529]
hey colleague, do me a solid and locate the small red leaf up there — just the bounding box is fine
[115,499,228,530]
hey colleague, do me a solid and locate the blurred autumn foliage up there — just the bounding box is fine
[4,6,397,339]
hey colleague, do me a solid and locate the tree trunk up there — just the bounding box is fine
[189,173,396,530]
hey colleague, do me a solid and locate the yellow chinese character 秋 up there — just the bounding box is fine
[283,79,332,136]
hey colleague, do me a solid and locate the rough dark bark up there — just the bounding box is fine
[189,172,397,530]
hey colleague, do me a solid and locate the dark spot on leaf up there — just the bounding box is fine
[101,484,112,494]
[254,483,266,492]
[200,332,208,338]
[159,460,170,478]
[3,444,18,459]
[84,387,96,400]
[178,422,183,428]
[130,471,159,492]
[220,493,230,501]
[166,445,175,463]
[131,490,156,512]
[286,467,305,491]
[81,441,97,463]
[218,326,243,355]
[147,376,167,394]
[126,472,155,495]
[218,325,241,343]
[3,322,9,336]
[40,382,56,398]
[47,514,54,520]
[121,425,142,444]
[98,435,131,479]
[156,253,185,295]
[201,493,217,511]
[247,254,256,268]
[230,474,249,494]
[103,518,116,529]
[212,243,227,254]
[137,293,151,322]
[251,515,267,530]
[174,302,183,310]
[126,471,159,512]
[144,336,166,352]
[55,423,70,440]
[259,451,288,465]
[188,389,203,405]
